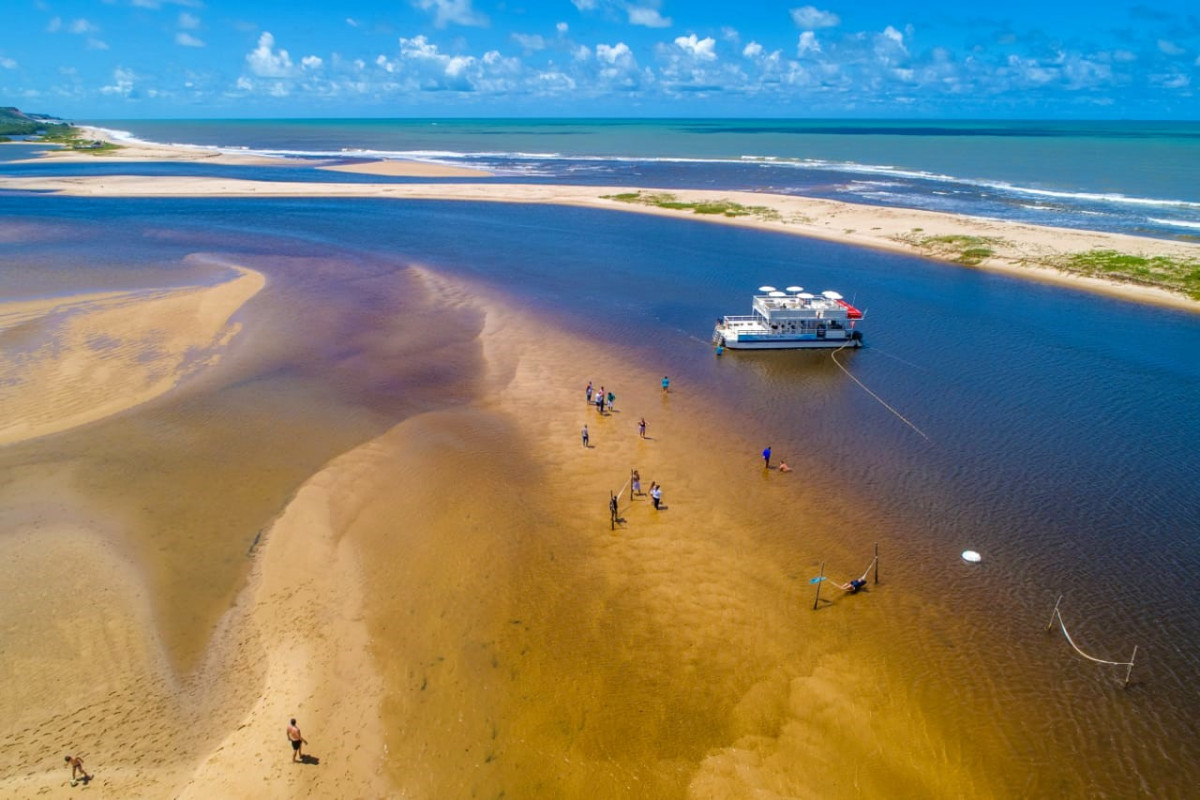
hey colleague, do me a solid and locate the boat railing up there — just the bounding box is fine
[720,315,759,324]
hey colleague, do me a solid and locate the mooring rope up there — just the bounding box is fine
[830,344,930,442]
[1050,606,1134,668]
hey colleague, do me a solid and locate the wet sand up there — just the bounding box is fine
[0,250,1001,798]
[321,159,494,178]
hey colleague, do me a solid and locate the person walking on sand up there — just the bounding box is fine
[597,387,606,413]
[762,446,772,468]
[631,470,642,496]
[582,425,589,447]
[64,755,91,784]
[607,390,615,412]
[638,418,647,438]
[662,376,670,393]
[287,719,308,762]
[651,484,663,509]
[586,381,593,404]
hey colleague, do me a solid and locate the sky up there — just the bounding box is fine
[1,1,1198,118]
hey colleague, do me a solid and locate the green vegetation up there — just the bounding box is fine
[0,106,66,137]
[894,232,1000,266]
[0,106,120,153]
[1051,250,1200,300]
[36,125,121,153]
[603,191,783,222]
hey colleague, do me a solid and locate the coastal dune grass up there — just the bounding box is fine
[1051,250,1200,300]
[605,191,784,222]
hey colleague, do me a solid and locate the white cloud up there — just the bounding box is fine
[1157,40,1184,56]
[346,18,360,27]
[68,18,97,34]
[571,0,597,9]
[628,5,671,28]
[790,6,840,29]
[797,31,820,55]
[302,55,323,70]
[176,32,204,47]
[721,27,740,43]
[414,0,489,29]
[0,56,17,70]
[101,67,135,96]
[557,22,569,33]
[597,42,633,66]
[743,42,763,59]
[87,38,110,50]
[47,16,62,32]
[1154,73,1190,89]
[512,33,547,52]
[673,34,717,62]
[178,12,201,30]
[246,32,294,78]
[236,76,253,90]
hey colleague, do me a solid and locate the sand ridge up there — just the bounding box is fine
[0,264,265,446]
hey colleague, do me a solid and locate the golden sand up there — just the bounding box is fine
[320,159,494,178]
[0,266,264,446]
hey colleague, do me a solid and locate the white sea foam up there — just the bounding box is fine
[80,126,1200,211]
[1148,217,1200,230]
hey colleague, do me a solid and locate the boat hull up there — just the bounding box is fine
[719,336,863,350]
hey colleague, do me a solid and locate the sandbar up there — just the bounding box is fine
[321,159,493,178]
[0,265,264,446]
[1,170,1196,312]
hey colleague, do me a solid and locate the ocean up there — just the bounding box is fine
[2,120,1199,796]
[81,117,1200,238]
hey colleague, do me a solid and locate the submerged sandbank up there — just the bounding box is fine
[320,159,494,178]
[0,265,264,446]
[2,171,1197,312]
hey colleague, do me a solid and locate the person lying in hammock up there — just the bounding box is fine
[840,578,867,594]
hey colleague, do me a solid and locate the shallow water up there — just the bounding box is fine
[1,193,1198,795]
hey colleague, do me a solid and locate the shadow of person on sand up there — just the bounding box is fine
[299,754,320,765]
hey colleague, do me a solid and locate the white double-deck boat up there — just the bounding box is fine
[713,285,864,350]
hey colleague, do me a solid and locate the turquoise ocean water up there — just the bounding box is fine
[82,118,1200,238]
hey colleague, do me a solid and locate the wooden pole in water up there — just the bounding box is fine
[874,542,879,584]
[813,561,825,611]
[610,491,616,530]
[1046,594,1063,632]
[1124,645,1138,689]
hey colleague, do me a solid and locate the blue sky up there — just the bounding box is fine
[1,1,1198,118]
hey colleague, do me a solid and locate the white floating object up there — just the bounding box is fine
[785,285,804,292]
[758,285,777,292]
[962,550,982,563]
[821,290,844,300]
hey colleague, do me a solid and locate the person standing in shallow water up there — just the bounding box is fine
[581,424,589,447]
[638,418,647,438]
[762,446,772,468]
[287,719,308,762]
[662,376,670,393]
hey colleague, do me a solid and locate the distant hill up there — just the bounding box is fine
[0,106,69,136]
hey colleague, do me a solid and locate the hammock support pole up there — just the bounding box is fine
[1124,645,1138,689]
[813,561,824,611]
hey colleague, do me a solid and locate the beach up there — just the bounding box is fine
[3,129,1200,799]
[2,166,1197,313]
